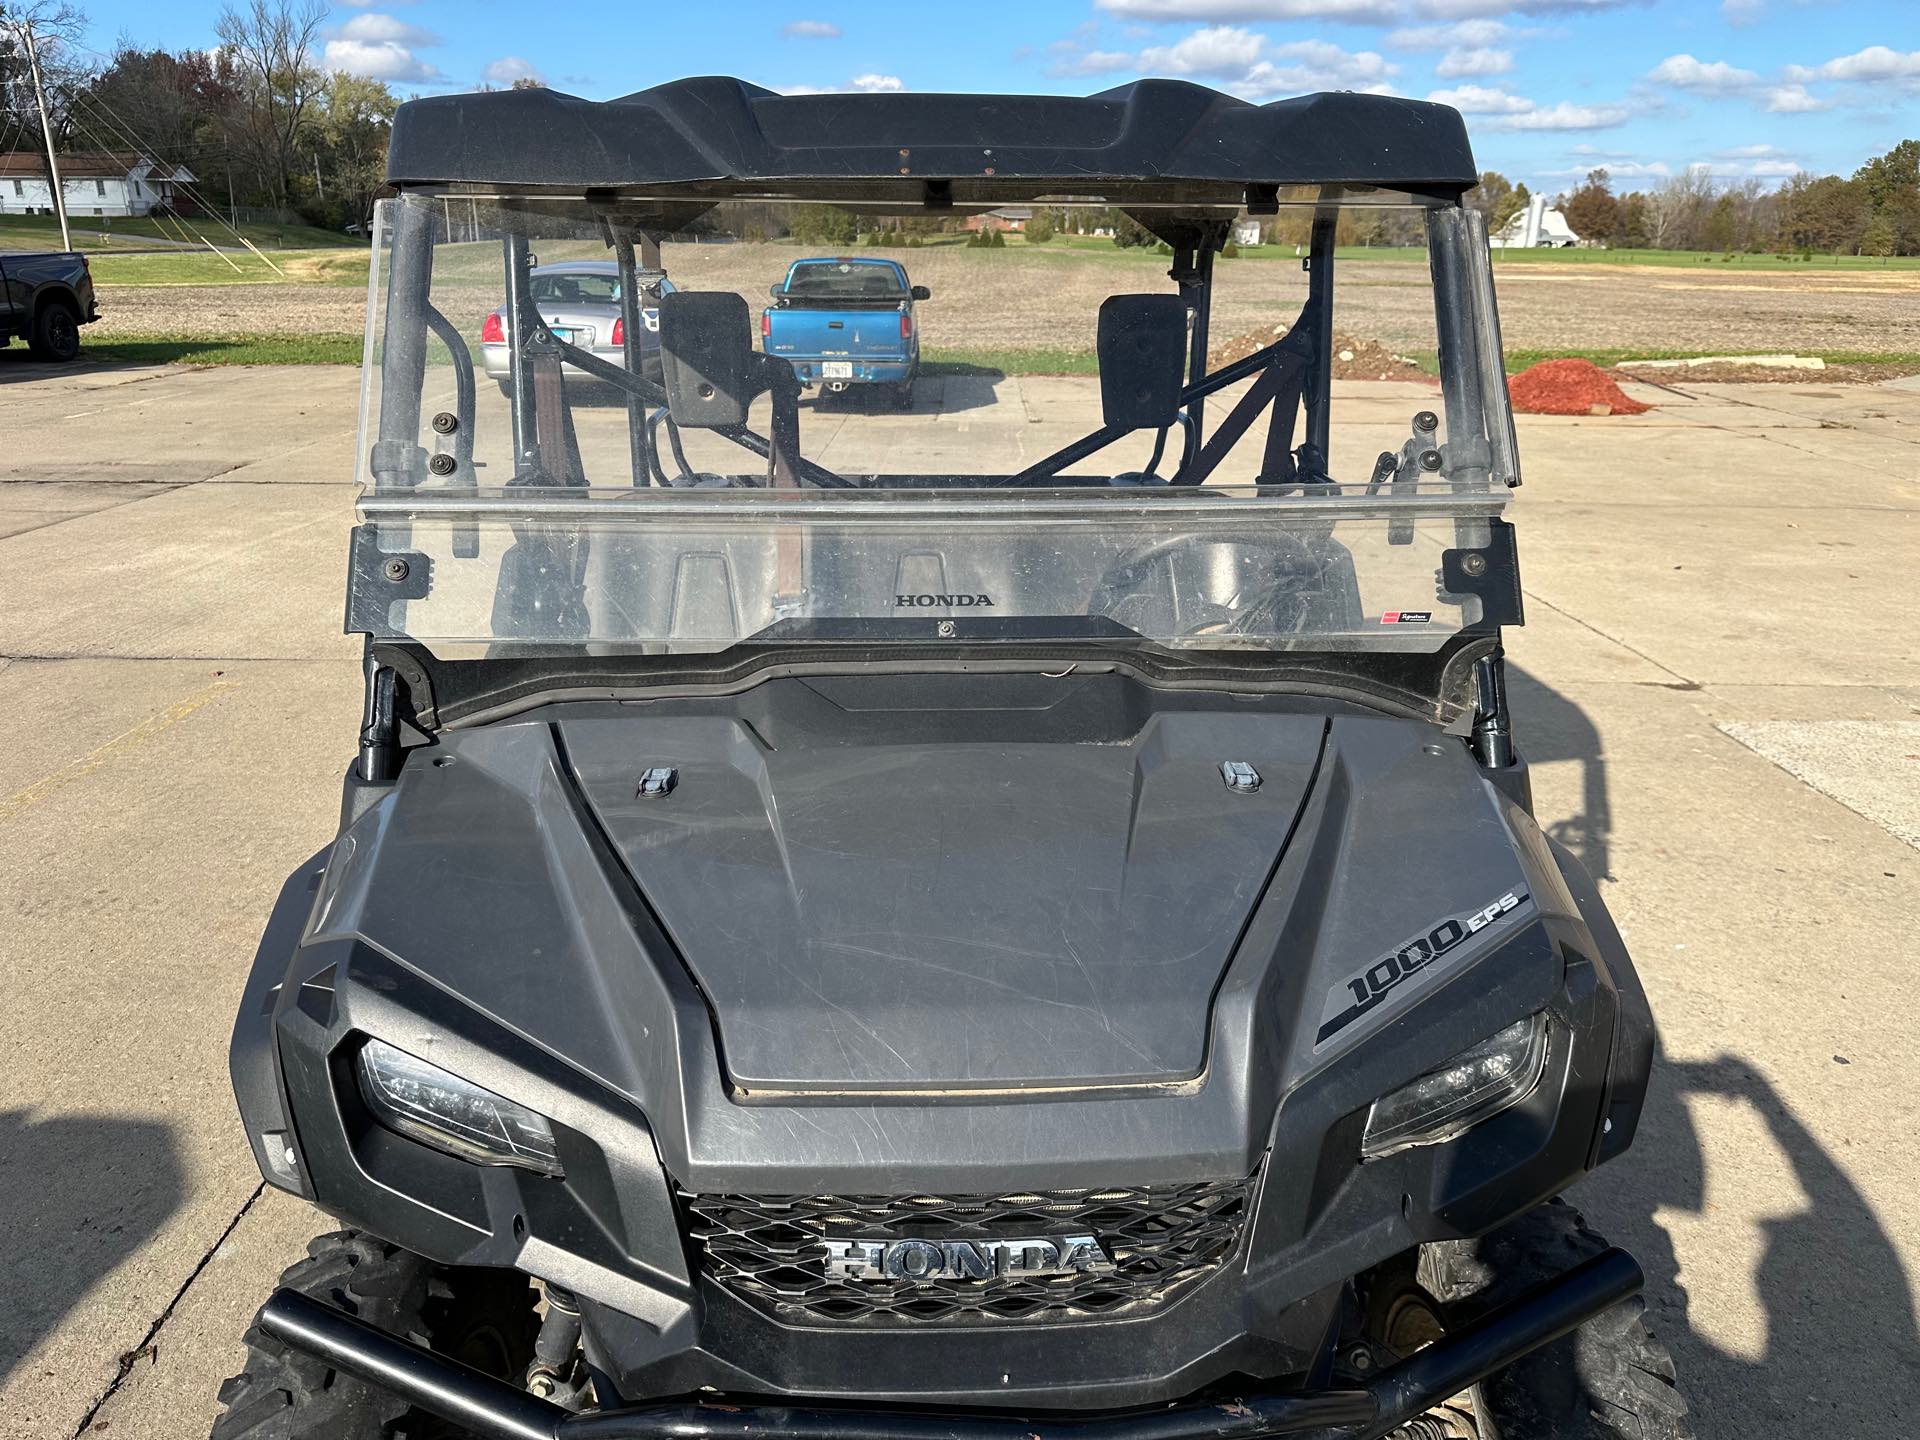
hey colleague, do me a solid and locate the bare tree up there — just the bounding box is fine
[214,0,325,212]
[1,3,93,152]
[1645,167,1714,250]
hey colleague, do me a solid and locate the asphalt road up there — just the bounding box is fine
[1,355,1916,1438]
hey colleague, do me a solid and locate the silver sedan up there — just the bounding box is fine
[477,261,674,393]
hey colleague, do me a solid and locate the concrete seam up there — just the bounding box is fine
[66,1182,268,1440]
[0,651,348,662]
[1519,590,1697,687]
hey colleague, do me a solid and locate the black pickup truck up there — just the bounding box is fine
[1,250,98,361]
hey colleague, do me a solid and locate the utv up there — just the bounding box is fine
[216,78,1690,1440]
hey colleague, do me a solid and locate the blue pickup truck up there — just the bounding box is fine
[762,257,930,405]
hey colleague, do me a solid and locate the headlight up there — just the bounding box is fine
[1360,1013,1549,1161]
[356,1038,562,1176]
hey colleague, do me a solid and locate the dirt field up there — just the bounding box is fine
[88,242,1920,361]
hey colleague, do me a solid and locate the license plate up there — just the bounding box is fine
[822,361,854,379]
[549,326,580,345]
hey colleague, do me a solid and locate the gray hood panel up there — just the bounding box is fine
[559,681,1323,1091]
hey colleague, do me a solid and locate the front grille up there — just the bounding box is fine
[679,1174,1256,1326]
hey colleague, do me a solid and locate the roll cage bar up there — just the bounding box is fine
[370,196,1401,496]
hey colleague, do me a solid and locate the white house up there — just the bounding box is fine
[0,151,196,219]
[1492,194,1579,249]
[1231,218,1265,247]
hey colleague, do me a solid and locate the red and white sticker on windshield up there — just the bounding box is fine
[1380,610,1432,624]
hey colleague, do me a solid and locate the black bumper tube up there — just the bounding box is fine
[256,1249,1641,1440]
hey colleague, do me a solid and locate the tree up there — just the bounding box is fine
[1701,193,1737,252]
[1854,139,1918,212]
[1024,210,1055,244]
[789,203,857,245]
[0,1,93,205]
[1465,170,1510,226]
[1783,173,1869,253]
[1645,168,1713,250]
[1466,172,1528,234]
[316,71,396,229]
[1111,210,1155,248]
[1561,168,1618,246]
[1613,192,1649,249]
[1859,213,1895,257]
[215,0,327,211]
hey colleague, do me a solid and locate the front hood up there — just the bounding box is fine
[559,676,1325,1093]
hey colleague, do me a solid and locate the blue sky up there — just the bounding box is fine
[75,0,1920,193]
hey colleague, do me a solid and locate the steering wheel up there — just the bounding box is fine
[1091,533,1328,637]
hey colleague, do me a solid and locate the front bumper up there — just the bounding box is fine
[256,1245,1643,1440]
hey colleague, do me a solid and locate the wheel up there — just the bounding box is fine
[891,378,914,409]
[28,299,81,361]
[1416,1200,1694,1440]
[211,1230,540,1440]
[496,379,514,400]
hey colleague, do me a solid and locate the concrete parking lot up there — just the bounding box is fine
[2,356,1917,1438]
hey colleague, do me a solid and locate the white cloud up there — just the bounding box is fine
[1786,45,1920,85]
[1096,0,1631,21]
[1488,101,1631,130]
[1541,159,1670,178]
[1764,83,1825,112]
[1056,26,1394,94]
[1065,49,1140,74]
[1426,83,1534,113]
[1721,0,1763,22]
[483,56,542,85]
[1646,53,1760,95]
[1435,46,1513,77]
[1240,43,1396,95]
[1388,19,1509,48]
[333,12,438,46]
[324,38,439,82]
[778,73,905,95]
[1716,142,1790,159]
[783,20,842,38]
[1137,25,1266,76]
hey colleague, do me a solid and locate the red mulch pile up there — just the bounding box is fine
[1507,358,1651,416]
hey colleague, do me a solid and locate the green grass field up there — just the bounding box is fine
[75,334,364,365]
[85,249,370,286]
[0,212,358,253]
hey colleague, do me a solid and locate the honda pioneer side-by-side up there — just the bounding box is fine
[215,78,1691,1440]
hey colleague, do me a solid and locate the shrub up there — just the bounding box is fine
[1025,214,1055,244]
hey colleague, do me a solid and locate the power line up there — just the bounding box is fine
[48,75,287,272]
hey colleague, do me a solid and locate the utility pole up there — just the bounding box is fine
[18,20,70,251]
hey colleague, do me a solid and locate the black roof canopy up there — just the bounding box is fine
[385,76,1477,203]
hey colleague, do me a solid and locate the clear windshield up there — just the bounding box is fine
[355,193,1516,659]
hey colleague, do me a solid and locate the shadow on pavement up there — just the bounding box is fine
[1588,1053,1920,1436]
[0,1108,184,1393]
[1507,664,1920,1434]
[1505,663,1614,883]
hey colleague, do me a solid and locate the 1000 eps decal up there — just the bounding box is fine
[1315,890,1532,1046]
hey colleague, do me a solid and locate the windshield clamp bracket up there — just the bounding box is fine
[346,525,433,636]
[1441,518,1523,629]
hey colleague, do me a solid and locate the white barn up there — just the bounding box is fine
[1492,194,1580,249]
[0,151,196,218]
